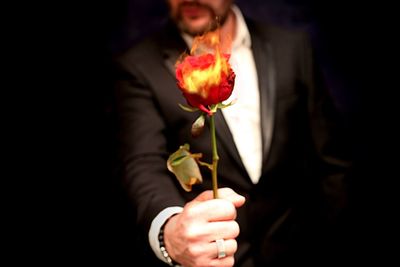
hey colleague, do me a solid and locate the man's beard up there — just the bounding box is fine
[174,2,230,36]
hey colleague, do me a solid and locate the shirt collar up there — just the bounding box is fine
[231,4,251,49]
[181,4,251,50]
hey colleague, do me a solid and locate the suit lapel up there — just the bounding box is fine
[161,28,188,78]
[213,110,248,172]
[163,47,183,79]
[250,24,276,173]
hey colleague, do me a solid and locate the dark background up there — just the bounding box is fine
[22,0,395,265]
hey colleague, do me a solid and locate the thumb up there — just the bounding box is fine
[194,188,246,208]
[217,187,246,208]
[193,190,215,202]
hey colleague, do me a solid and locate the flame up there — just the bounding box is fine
[179,30,231,98]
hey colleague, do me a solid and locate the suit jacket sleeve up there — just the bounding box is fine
[112,47,186,234]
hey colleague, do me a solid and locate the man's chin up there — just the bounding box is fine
[179,20,217,36]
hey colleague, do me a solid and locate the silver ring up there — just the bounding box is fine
[215,238,226,259]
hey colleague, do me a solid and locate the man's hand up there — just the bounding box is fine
[164,188,246,267]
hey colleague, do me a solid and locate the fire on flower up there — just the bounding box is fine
[175,30,236,115]
[170,29,235,198]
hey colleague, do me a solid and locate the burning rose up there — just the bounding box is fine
[176,53,235,115]
[168,30,236,199]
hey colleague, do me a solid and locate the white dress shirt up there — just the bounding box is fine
[149,5,262,263]
[222,5,262,184]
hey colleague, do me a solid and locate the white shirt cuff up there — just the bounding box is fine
[148,206,184,263]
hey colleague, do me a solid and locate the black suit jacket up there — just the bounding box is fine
[113,18,351,267]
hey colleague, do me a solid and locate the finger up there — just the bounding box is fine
[217,187,246,208]
[193,188,246,208]
[209,255,235,267]
[192,198,237,221]
[208,238,237,259]
[193,189,215,202]
[204,221,240,240]
[180,239,236,266]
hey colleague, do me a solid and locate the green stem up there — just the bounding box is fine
[210,114,219,199]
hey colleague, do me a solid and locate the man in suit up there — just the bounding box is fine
[113,0,351,266]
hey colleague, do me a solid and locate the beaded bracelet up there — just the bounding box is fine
[158,223,181,267]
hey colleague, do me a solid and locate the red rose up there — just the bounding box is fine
[176,52,236,115]
[171,30,235,198]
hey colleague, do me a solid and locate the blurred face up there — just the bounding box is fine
[167,0,233,36]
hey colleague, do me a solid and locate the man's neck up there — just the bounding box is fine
[219,9,236,50]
